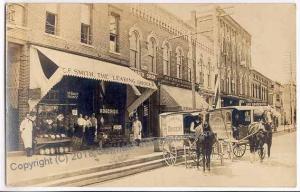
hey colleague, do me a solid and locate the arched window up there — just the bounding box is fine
[231,71,236,94]
[239,72,243,95]
[176,47,183,79]
[162,42,171,76]
[244,75,248,96]
[148,37,157,73]
[221,69,225,92]
[227,71,231,94]
[129,30,141,69]
[199,54,204,84]
[207,58,211,88]
[187,51,192,82]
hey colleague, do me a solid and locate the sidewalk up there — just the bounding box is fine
[274,124,296,133]
[6,141,156,186]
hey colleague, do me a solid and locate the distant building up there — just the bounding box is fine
[248,69,272,106]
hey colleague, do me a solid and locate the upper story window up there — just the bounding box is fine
[162,42,171,76]
[80,4,92,44]
[188,67,192,82]
[176,47,183,79]
[7,4,25,26]
[199,55,204,84]
[207,58,211,88]
[129,31,140,69]
[45,12,57,35]
[148,37,157,73]
[109,13,120,53]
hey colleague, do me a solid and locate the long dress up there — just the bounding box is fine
[132,120,142,140]
[20,118,33,149]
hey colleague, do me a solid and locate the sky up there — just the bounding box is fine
[160,3,296,84]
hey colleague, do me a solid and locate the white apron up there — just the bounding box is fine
[20,118,33,148]
[132,120,142,140]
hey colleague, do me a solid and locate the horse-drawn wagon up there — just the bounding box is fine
[159,110,230,167]
[159,105,275,167]
[216,106,275,160]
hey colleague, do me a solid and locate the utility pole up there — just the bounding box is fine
[213,6,221,109]
[289,52,294,127]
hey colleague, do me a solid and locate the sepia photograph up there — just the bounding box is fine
[3,1,298,190]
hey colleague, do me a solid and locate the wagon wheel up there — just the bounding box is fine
[162,139,177,166]
[233,143,247,158]
[187,142,203,168]
[216,141,224,165]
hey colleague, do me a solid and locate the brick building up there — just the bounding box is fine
[6,3,210,151]
[248,69,272,105]
[192,6,253,107]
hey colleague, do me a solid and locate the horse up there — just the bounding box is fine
[248,122,266,162]
[262,110,273,158]
[192,118,217,172]
[248,117,273,162]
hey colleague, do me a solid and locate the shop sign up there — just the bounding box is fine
[131,68,157,81]
[72,109,78,116]
[67,91,79,99]
[245,101,268,106]
[29,88,41,100]
[100,108,119,114]
[113,124,122,130]
[160,114,184,137]
[159,75,192,89]
[61,67,156,89]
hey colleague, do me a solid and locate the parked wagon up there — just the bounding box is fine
[159,110,227,167]
[216,105,276,159]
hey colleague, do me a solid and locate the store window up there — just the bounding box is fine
[80,4,92,44]
[129,30,140,69]
[162,42,171,76]
[148,37,157,73]
[176,47,183,79]
[109,13,120,53]
[45,12,57,35]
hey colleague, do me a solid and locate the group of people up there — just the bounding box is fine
[74,113,98,147]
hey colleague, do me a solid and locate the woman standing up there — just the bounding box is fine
[132,115,142,146]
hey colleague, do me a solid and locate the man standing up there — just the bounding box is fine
[90,113,98,146]
[20,113,36,157]
[132,115,142,146]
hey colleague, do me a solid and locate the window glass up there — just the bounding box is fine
[109,14,119,52]
[81,23,90,44]
[45,12,56,35]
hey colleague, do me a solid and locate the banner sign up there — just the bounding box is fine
[100,108,119,114]
[66,91,79,99]
[160,114,184,137]
[61,67,156,89]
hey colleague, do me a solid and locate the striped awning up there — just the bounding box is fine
[28,45,157,111]
[160,85,210,111]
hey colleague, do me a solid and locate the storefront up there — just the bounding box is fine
[159,84,210,112]
[221,95,243,107]
[27,45,157,151]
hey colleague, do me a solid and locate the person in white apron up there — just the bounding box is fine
[132,116,142,146]
[19,113,35,157]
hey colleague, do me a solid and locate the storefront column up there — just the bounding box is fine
[17,44,30,150]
